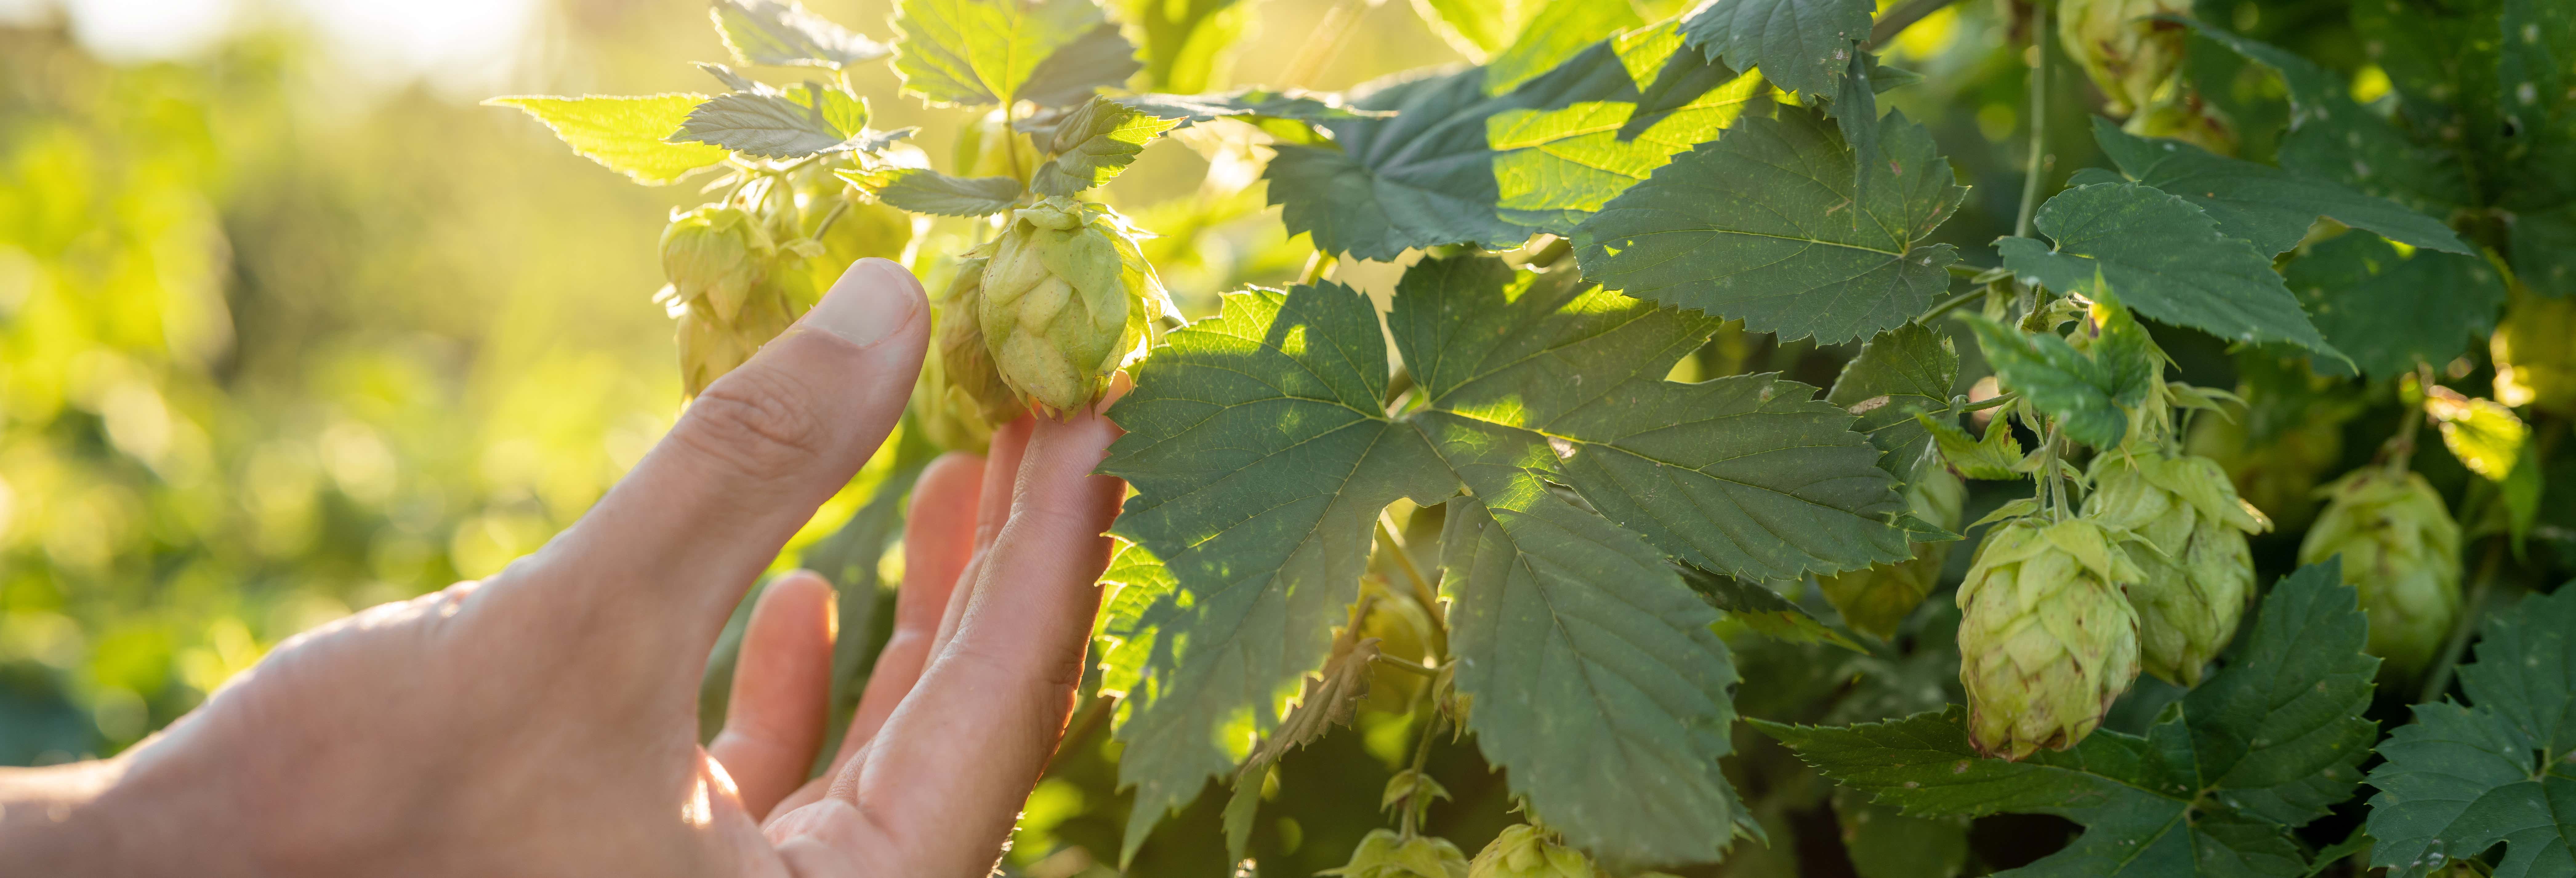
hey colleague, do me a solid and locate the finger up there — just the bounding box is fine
[831,406,1125,876]
[931,415,1033,653]
[497,259,926,669]
[709,571,837,820]
[823,451,985,777]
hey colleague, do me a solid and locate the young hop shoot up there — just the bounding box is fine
[1956,516,2146,760]
[2298,466,2462,681]
[2083,450,2271,685]
[944,196,1173,420]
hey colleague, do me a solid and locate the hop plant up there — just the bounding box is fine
[977,197,1173,417]
[657,205,801,397]
[1819,466,1966,641]
[932,254,1022,430]
[2492,289,2576,415]
[2057,0,2192,119]
[2297,467,2462,681]
[1956,517,2145,760]
[1325,830,1471,878]
[1468,824,1597,878]
[2084,451,2271,686]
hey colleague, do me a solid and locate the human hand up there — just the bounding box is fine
[0,258,1128,878]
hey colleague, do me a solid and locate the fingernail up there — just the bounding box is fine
[802,258,922,348]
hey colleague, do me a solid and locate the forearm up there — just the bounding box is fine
[0,760,124,870]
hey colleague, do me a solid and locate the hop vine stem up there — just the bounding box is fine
[2013,0,2051,241]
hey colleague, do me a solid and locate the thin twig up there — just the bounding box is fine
[1867,0,1967,49]
[1959,392,2019,413]
[2013,0,2051,240]
[1918,286,1985,323]
[1377,516,1447,659]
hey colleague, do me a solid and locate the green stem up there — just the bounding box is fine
[1918,286,1985,323]
[1377,516,1447,659]
[2038,419,2068,520]
[2418,540,2507,704]
[2013,0,2051,240]
[1959,392,2019,413]
[1398,685,1443,838]
[1867,0,1967,49]
[809,198,853,240]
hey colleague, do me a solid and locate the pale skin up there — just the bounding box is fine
[0,258,1129,877]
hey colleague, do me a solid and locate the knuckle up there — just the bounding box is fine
[671,366,832,479]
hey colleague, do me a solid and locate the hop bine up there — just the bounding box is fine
[2297,466,2462,681]
[1325,830,1470,878]
[1956,517,2145,760]
[969,196,1175,418]
[2084,450,2271,687]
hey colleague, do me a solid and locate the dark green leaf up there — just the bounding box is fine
[1957,314,2131,450]
[893,0,1136,107]
[1829,322,1960,481]
[1763,562,2378,876]
[1834,49,1882,196]
[1441,485,1753,864]
[2365,585,2576,878]
[2511,206,2576,298]
[1997,182,2337,358]
[2179,20,2470,213]
[2284,231,2505,380]
[1268,26,1764,260]
[1679,0,1875,98]
[840,167,1024,216]
[1575,107,1965,344]
[2088,117,2470,256]
[1391,257,1912,581]
[711,0,889,68]
[671,88,865,158]
[1677,564,1866,652]
[1103,255,1907,864]
[1031,96,1184,196]
[485,94,731,184]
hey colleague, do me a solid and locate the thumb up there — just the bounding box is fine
[510,258,926,659]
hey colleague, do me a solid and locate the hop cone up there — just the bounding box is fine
[932,254,1021,430]
[2298,467,2461,681]
[658,206,799,396]
[1819,467,1966,640]
[978,197,1173,417]
[1956,517,2144,760]
[1325,830,1469,878]
[1468,825,1596,878]
[2493,290,2576,415]
[2084,451,2271,686]
[2057,0,2191,118]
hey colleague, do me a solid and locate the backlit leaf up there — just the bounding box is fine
[485,94,730,184]
[893,0,1139,107]
[1031,96,1185,196]
[839,166,1025,216]
[1574,107,1965,344]
[711,0,890,68]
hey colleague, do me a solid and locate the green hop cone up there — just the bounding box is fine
[1467,824,1596,878]
[1956,517,2145,760]
[2083,451,2271,686]
[658,205,804,397]
[2297,467,2462,682]
[2493,289,2576,416]
[978,197,1174,418]
[1819,466,1966,641]
[806,191,914,291]
[933,254,1021,428]
[2057,0,2191,118]
[1324,830,1470,878]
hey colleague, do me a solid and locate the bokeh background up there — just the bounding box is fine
[3,0,2453,858]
